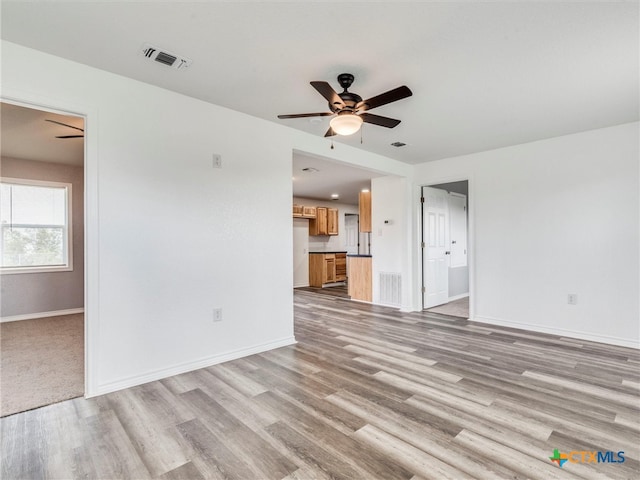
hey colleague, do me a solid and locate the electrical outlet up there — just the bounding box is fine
[568,294,577,305]
[213,308,223,322]
[212,154,222,168]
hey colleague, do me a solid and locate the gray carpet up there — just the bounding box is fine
[0,314,84,417]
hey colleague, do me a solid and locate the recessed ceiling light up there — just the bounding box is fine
[331,193,339,199]
[391,141,407,147]
[361,188,370,193]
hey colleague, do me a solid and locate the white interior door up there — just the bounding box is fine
[423,186,449,308]
[344,214,359,255]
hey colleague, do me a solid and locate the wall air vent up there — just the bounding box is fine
[380,272,402,307]
[141,43,192,70]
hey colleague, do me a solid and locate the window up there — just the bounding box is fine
[1,178,72,273]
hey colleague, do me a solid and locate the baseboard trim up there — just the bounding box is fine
[89,335,298,397]
[1,308,84,323]
[447,293,469,302]
[473,315,639,349]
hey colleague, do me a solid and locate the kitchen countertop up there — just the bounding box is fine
[347,254,372,257]
[309,251,347,254]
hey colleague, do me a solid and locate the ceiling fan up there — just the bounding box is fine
[45,119,84,138]
[278,73,412,137]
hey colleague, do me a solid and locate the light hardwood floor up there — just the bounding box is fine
[2,290,639,479]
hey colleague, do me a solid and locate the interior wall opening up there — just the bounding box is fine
[0,101,86,416]
[421,180,470,318]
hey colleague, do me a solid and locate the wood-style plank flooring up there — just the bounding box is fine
[2,290,639,479]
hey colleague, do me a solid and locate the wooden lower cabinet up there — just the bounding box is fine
[309,252,346,287]
[348,256,372,302]
[335,253,346,281]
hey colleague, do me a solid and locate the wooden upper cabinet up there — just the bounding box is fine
[293,204,316,218]
[359,191,372,233]
[327,208,338,235]
[309,207,328,235]
[302,206,316,218]
[303,205,338,236]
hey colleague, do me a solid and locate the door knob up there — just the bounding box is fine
[445,251,451,255]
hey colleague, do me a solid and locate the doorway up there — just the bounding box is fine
[0,101,86,416]
[344,213,359,255]
[421,180,470,318]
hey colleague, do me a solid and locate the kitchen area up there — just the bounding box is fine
[293,190,372,302]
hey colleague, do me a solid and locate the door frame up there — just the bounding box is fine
[419,177,473,318]
[2,88,99,397]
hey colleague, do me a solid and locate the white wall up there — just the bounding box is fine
[4,44,295,395]
[371,176,414,309]
[292,218,309,287]
[1,41,407,395]
[412,122,639,347]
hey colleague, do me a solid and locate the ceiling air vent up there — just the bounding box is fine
[141,43,192,70]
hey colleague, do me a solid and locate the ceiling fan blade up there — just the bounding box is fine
[356,86,412,112]
[277,112,333,119]
[360,112,401,128]
[55,135,84,139]
[45,119,84,132]
[324,127,336,137]
[310,81,345,109]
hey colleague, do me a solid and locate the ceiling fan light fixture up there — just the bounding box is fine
[330,113,363,136]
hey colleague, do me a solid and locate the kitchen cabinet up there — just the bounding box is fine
[296,204,337,236]
[302,206,316,218]
[310,207,338,236]
[309,207,328,235]
[359,191,371,233]
[348,255,372,302]
[309,252,347,286]
[335,253,346,281]
[292,205,316,218]
[327,208,338,235]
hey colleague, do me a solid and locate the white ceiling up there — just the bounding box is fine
[1,102,85,166]
[292,152,380,205]
[1,1,637,201]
